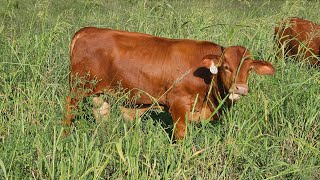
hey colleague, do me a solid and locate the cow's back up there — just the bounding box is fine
[288,18,320,52]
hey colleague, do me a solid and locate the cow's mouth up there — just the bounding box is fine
[229,93,241,101]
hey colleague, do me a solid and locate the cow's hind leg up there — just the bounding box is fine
[64,90,86,126]
[65,71,103,125]
[65,95,74,126]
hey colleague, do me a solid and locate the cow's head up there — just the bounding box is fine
[202,46,275,101]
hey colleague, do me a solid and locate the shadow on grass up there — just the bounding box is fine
[145,110,174,140]
[143,109,224,141]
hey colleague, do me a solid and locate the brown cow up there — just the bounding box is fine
[274,17,320,65]
[65,27,275,139]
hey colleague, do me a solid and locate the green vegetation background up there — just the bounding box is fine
[0,0,319,179]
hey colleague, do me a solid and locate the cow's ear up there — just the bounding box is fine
[252,60,275,75]
[201,55,220,68]
[201,55,221,74]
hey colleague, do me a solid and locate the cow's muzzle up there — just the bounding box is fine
[229,84,249,101]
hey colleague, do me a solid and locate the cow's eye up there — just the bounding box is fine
[224,64,230,71]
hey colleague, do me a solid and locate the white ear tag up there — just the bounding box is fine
[209,63,218,74]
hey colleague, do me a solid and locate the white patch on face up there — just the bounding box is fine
[229,93,241,101]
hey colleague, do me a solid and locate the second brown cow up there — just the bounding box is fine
[274,17,320,65]
[65,27,275,139]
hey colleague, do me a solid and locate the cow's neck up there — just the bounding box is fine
[202,74,229,114]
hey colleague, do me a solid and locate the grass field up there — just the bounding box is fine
[1,0,319,179]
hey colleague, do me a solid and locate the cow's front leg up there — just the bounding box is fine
[169,100,190,140]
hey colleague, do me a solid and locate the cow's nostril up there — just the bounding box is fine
[234,84,249,95]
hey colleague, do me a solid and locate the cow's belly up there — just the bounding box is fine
[102,61,170,105]
[92,95,214,122]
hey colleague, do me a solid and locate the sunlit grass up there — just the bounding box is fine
[0,0,319,179]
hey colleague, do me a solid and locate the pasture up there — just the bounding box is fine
[0,0,319,179]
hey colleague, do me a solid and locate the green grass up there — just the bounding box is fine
[1,0,319,179]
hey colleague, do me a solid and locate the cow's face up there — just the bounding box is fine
[202,46,275,101]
